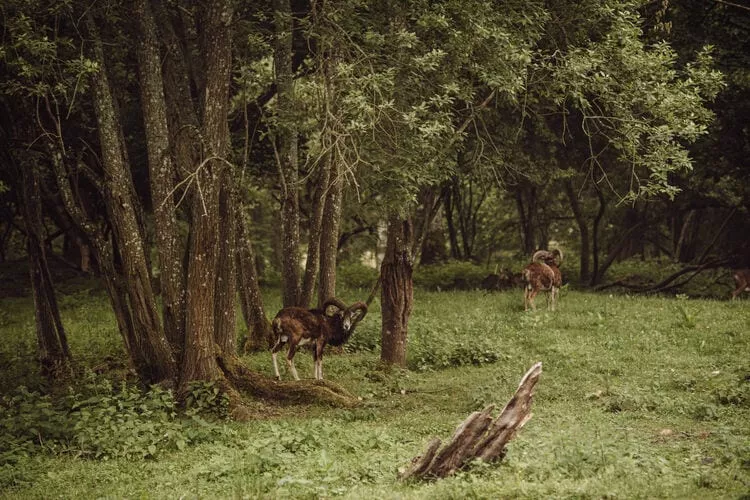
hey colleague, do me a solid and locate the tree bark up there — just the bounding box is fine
[411,186,443,269]
[443,184,462,260]
[318,161,343,306]
[48,143,150,377]
[86,12,176,385]
[590,185,607,286]
[135,0,186,359]
[236,203,272,351]
[299,153,332,308]
[564,180,590,284]
[152,0,201,182]
[180,0,233,388]
[214,178,238,355]
[20,165,72,378]
[274,0,301,307]
[380,216,414,367]
[515,186,537,255]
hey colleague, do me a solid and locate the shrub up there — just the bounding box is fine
[0,373,229,464]
[407,322,501,371]
[414,261,489,291]
[338,263,379,289]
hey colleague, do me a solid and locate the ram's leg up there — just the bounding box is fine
[314,342,325,380]
[550,286,558,311]
[524,286,531,311]
[526,287,538,311]
[271,337,285,380]
[286,344,300,380]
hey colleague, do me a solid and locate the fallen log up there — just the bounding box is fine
[399,362,542,480]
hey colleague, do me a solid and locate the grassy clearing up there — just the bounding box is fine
[1,286,749,498]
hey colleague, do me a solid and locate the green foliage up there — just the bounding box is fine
[337,263,379,289]
[409,329,500,372]
[413,260,489,290]
[542,6,723,201]
[183,381,230,420]
[0,373,229,468]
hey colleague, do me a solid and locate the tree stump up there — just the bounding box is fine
[399,362,542,480]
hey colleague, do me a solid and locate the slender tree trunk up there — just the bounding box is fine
[152,0,201,183]
[20,165,72,377]
[300,153,332,308]
[411,186,442,268]
[318,162,343,306]
[180,0,233,387]
[135,0,186,359]
[443,184,462,259]
[274,0,301,307]
[590,186,606,286]
[564,180,590,284]
[380,216,414,367]
[236,203,272,351]
[453,176,474,260]
[596,222,644,283]
[48,143,151,377]
[86,13,176,384]
[674,209,695,263]
[515,187,537,255]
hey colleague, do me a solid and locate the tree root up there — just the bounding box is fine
[399,362,542,480]
[216,354,360,415]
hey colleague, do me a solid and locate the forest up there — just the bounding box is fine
[0,0,748,497]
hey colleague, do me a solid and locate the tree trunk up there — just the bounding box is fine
[135,0,186,359]
[590,185,607,286]
[48,143,151,378]
[300,153,332,308]
[443,184,462,260]
[564,180,590,284]
[86,12,176,385]
[180,0,233,388]
[411,186,443,268]
[152,0,201,183]
[214,179,238,355]
[515,186,537,255]
[20,165,72,378]
[380,216,414,367]
[274,0,301,307]
[674,209,695,263]
[236,203,272,351]
[318,161,343,306]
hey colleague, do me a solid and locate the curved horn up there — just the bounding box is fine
[322,297,347,317]
[346,301,368,326]
[531,250,552,263]
[552,248,563,265]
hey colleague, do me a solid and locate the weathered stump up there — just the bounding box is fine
[399,362,542,480]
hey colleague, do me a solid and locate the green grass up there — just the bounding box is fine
[1,286,749,499]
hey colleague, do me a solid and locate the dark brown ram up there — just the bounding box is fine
[271,298,368,380]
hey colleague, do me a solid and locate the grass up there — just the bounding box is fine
[1,283,749,499]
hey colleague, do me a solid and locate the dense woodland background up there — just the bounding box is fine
[0,0,748,399]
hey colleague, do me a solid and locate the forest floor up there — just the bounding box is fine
[1,280,749,498]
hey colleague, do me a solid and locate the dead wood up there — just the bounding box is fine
[595,258,731,293]
[399,362,542,480]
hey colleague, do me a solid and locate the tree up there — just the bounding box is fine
[273,0,302,308]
